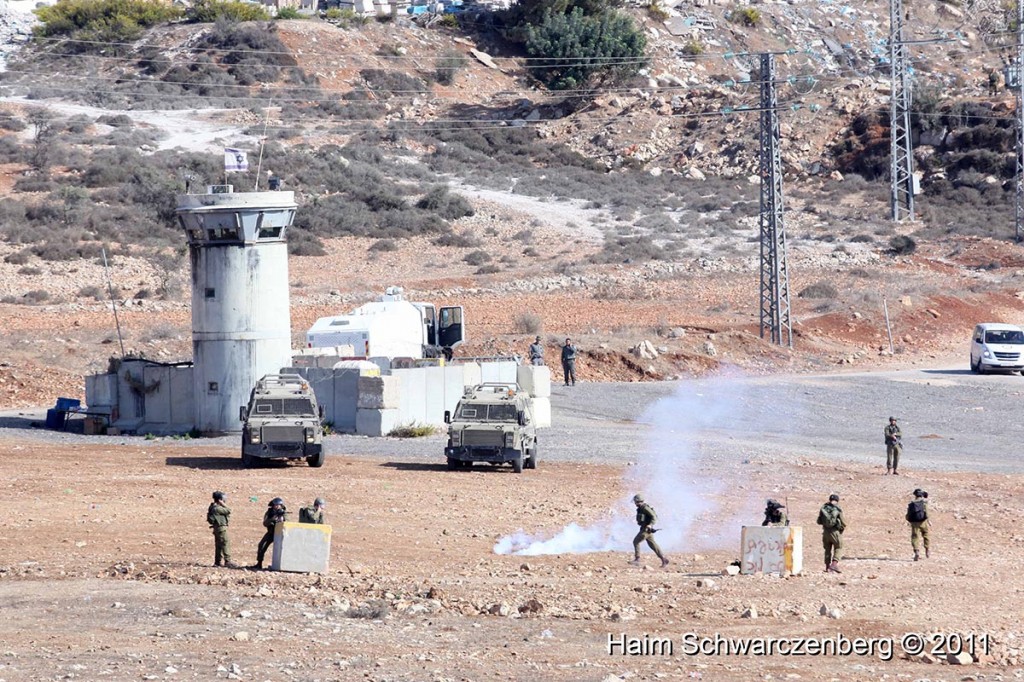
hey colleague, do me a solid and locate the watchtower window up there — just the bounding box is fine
[208,382,219,393]
[208,227,239,241]
[258,226,282,239]
[205,288,215,299]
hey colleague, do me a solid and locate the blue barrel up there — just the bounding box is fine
[45,409,67,430]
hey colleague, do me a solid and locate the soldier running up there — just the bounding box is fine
[630,494,669,567]
[207,491,237,568]
[884,416,902,475]
[254,497,287,570]
[817,493,846,573]
[906,488,931,561]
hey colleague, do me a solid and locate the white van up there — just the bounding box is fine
[970,323,1024,374]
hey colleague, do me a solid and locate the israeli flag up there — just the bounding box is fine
[224,148,249,173]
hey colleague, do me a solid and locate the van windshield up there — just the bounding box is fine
[985,330,1024,344]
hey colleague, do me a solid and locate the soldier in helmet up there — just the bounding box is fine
[299,497,326,524]
[254,497,287,570]
[816,493,846,573]
[528,336,545,366]
[761,499,787,527]
[630,494,669,567]
[207,491,237,568]
[906,488,930,561]
[884,416,902,475]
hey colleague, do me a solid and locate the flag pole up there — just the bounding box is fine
[254,97,272,191]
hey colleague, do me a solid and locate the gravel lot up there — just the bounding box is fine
[5,364,1023,474]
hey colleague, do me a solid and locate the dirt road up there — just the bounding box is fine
[3,368,1024,680]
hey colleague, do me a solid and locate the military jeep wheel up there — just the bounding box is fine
[512,452,524,474]
[307,450,325,468]
[525,445,537,470]
[241,452,257,468]
[447,458,459,470]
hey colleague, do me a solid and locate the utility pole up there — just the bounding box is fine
[758,52,792,348]
[1015,0,1024,241]
[889,0,915,222]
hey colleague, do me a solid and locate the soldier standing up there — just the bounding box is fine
[254,497,287,570]
[884,416,902,475]
[528,336,545,366]
[816,493,846,573]
[561,337,577,386]
[989,69,1000,96]
[761,499,787,527]
[299,497,326,524]
[630,494,669,567]
[207,491,237,568]
[906,488,931,561]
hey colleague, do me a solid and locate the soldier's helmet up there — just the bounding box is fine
[314,497,326,507]
[913,488,925,498]
[829,493,840,502]
[270,497,284,507]
[766,499,783,508]
[633,494,644,503]
[213,491,225,501]
[889,416,897,422]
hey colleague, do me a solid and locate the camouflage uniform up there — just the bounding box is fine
[561,341,577,386]
[299,505,324,525]
[884,419,902,474]
[256,501,286,568]
[529,337,545,366]
[816,497,846,572]
[207,499,234,567]
[631,496,668,566]
[990,69,1000,95]
[906,491,930,560]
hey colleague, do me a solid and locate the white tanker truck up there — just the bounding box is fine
[306,286,464,359]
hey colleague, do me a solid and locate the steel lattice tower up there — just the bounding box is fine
[889,0,915,222]
[1015,0,1024,241]
[758,53,792,348]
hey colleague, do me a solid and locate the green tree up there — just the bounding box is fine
[507,0,622,32]
[186,0,269,23]
[33,0,183,45]
[524,8,646,90]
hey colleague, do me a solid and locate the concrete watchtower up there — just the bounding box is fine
[176,185,297,434]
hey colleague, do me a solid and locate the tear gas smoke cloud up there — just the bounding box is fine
[494,376,748,556]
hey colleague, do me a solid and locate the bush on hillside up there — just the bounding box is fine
[33,0,183,46]
[186,0,269,23]
[434,49,468,86]
[524,8,646,90]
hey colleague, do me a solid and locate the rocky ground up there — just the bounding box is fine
[2,381,1024,681]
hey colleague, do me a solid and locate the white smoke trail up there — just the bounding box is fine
[494,375,747,556]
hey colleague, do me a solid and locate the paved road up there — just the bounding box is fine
[4,366,1023,473]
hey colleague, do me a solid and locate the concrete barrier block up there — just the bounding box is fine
[271,521,332,574]
[357,375,401,409]
[517,365,551,398]
[531,396,551,428]
[739,526,802,576]
[356,408,403,436]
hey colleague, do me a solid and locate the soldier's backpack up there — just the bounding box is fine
[299,506,317,524]
[906,500,927,523]
[818,504,844,531]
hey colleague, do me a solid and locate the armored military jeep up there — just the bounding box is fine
[239,374,324,468]
[443,383,537,473]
